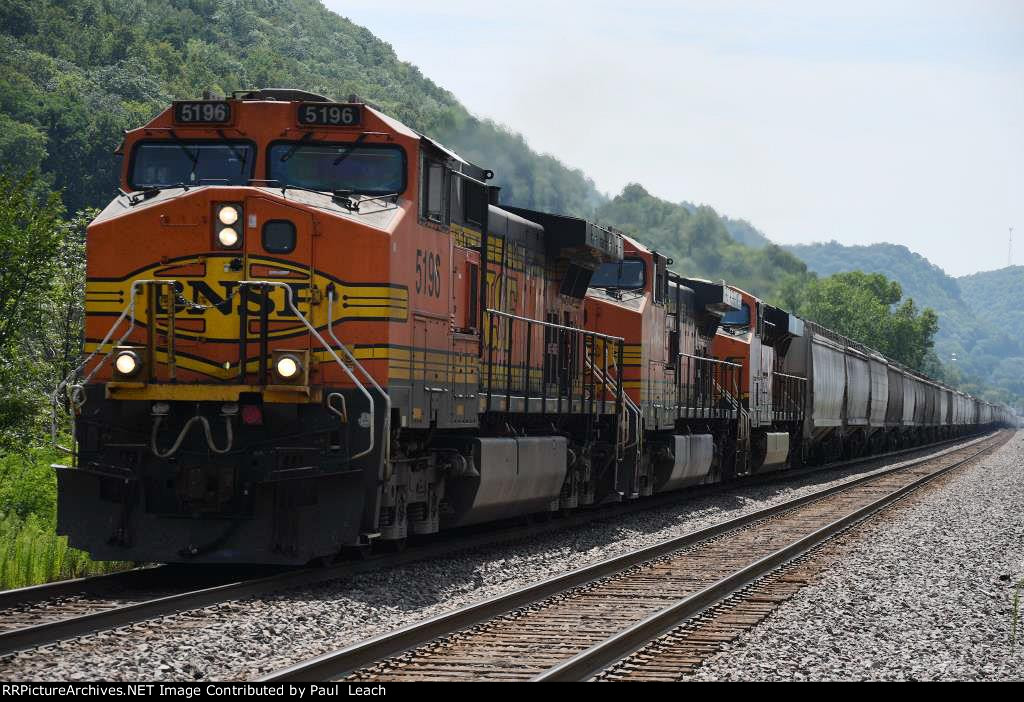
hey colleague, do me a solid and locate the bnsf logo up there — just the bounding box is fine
[167,280,312,318]
[84,257,409,342]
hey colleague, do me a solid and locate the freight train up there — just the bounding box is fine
[52,90,1015,565]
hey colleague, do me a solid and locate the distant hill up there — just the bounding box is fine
[956,266,1024,403]
[788,241,1024,404]
[958,265,1024,330]
[722,217,773,250]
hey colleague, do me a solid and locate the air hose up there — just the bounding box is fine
[151,414,234,458]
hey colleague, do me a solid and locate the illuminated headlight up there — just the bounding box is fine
[218,227,239,247]
[215,204,243,248]
[114,350,141,376]
[218,205,240,225]
[275,354,301,380]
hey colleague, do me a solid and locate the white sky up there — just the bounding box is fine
[325,1,1024,277]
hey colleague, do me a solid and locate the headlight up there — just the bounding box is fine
[214,203,243,248]
[114,350,141,376]
[275,354,301,379]
[218,205,240,225]
[218,227,239,247]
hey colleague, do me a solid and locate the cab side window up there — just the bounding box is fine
[463,179,487,227]
[653,254,667,304]
[421,157,449,224]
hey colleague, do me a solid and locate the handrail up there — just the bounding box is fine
[52,278,383,466]
[51,279,170,455]
[773,371,806,382]
[327,288,391,470]
[482,308,626,420]
[585,348,641,451]
[771,369,806,421]
[678,351,742,369]
[711,378,741,411]
[485,308,625,344]
[674,351,741,418]
[240,281,378,462]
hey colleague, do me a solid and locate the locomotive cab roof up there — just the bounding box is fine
[116,88,491,187]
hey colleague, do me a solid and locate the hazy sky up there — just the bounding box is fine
[326,1,1023,277]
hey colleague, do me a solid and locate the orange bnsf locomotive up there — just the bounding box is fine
[56,89,637,564]
[54,90,1013,565]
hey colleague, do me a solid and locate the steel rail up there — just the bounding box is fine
[0,566,176,613]
[532,433,1005,681]
[2,430,976,614]
[0,432,991,658]
[258,432,1000,682]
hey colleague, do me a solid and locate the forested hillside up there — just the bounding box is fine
[789,242,1023,405]
[958,266,1024,331]
[595,185,811,300]
[0,0,604,217]
[0,0,1013,413]
[0,0,1011,401]
[957,266,1024,404]
[0,0,818,303]
[722,216,772,250]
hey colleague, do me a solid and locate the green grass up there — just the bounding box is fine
[0,513,130,589]
[0,445,132,590]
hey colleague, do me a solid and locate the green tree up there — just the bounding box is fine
[0,172,65,446]
[0,173,64,356]
[790,271,939,371]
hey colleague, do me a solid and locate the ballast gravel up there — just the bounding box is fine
[0,435,1014,681]
[691,430,1024,681]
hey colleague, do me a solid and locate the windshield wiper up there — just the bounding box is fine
[279,131,315,162]
[167,130,199,181]
[127,183,191,206]
[273,181,330,197]
[218,130,248,173]
[332,133,367,166]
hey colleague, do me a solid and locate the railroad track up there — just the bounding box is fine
[261,431,1008,682]
[0,432,995,659]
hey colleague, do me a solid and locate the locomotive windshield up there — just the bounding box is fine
[589,258,646,290]
[130,140,254,188]
[268,142,405,195]
[721,302,751,327]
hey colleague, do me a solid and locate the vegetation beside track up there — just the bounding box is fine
[0,447,130,590]
[0,175,126,589]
